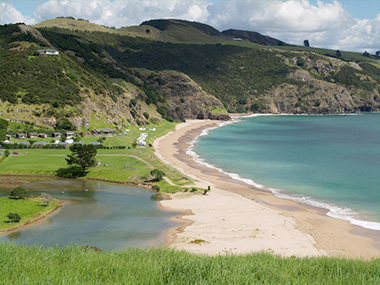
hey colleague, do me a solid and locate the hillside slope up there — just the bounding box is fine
[1,17,380,130]
[0,23,229,129]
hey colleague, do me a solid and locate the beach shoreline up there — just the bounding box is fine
[156,119,380,259]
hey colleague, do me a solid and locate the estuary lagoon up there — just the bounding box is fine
[0,177,180,250]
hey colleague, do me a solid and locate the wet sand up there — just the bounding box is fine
[156,119,380,259]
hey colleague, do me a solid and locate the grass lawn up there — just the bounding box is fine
[0,197,61,232]
[0,121,192,192]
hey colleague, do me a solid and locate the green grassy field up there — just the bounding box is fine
[0,197,61,232]
[0,243,378,284]
[0,121,191,192]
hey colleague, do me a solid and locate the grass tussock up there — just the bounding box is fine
[0,243,379,284]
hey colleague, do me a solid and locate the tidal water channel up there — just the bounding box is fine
[0,177,180,250]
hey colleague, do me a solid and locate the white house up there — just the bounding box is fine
[37,49,59,55]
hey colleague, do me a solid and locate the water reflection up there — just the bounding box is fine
[0,177,180,251]
[7,231,21,240]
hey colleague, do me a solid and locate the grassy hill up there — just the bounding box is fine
[0,21,229,130]
[1,17,379,130]
[0,243,379,284]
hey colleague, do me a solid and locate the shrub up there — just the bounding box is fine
[10,186,29,199]
[152,185,160,192]
[56,118,76,131]
[143,112,149,119]
[7,212,21,223]
[130,99,137,107]
[166,116,174,122]
[297,57,306,67]
[150,169,165,182]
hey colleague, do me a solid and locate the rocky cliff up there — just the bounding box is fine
[139,70,230,121]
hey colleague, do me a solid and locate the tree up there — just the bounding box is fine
[152,185,160,192]
[7,213,21,223]
[336,50,341,58]
[66,144,97,173]
[150,169,165,182]
[0,129,5,141]
[55,118,76,131]
[0,118,8,130]
[304,39,310,47]
[10,186,30,199]
[363,51,370,57]
[376,50,380,57]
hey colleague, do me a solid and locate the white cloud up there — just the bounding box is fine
[0,3,36,25]
[1,0,378,53]
[207,0,379,53]
[33,0,210,28]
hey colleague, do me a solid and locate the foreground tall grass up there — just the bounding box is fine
[0,243,379,284]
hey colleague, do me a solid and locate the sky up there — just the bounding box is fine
[0,0,379,53]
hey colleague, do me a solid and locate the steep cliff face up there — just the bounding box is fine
[140,70,230,121]
[258,54,380,114]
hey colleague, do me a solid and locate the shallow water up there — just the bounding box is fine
[0,177,179,250]
[193,113,380,231]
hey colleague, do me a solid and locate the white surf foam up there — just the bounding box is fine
[186,116,380,232]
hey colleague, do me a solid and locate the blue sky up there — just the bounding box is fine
[1,0,379,52]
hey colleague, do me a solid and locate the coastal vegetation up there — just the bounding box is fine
[0,195,61,232]
[0,243,379,284]
[1,18,379,132]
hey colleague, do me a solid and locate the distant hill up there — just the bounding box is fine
[141,19,223,37]
[1,17,379,130]
[222,29,289,46]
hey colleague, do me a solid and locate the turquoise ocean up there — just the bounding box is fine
[190,113,380,231]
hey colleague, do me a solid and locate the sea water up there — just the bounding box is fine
[192,113,380,231]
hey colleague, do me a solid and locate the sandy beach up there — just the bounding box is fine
[155,119,380,259]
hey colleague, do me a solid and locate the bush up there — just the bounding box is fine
[130,99,137,107]
[56,118,76,131]
[7,212,21,223]
[297,57,306,67]
[150,169,165,182]
[10,186,29,199]
[152,185,160,192]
